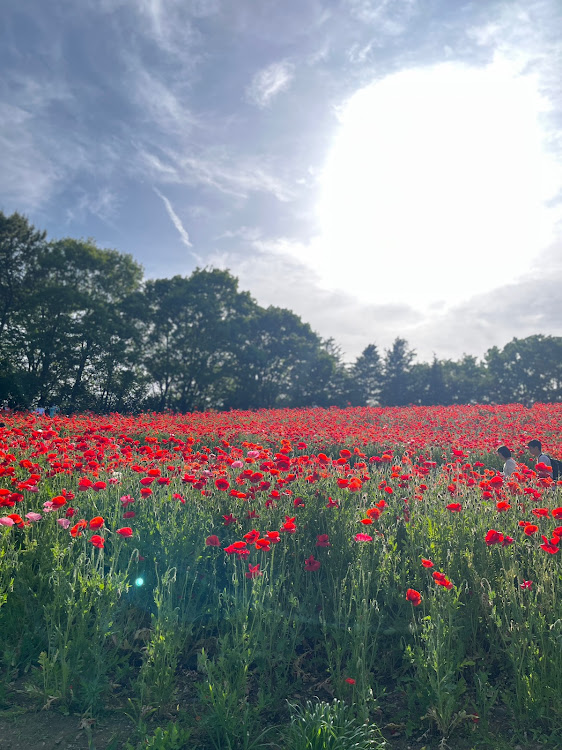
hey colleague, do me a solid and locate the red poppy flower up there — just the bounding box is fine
[90,535,105,549]
[281,520,297,533]
[243,529,260,544]
[245,563,262,579]
[446,503,462,512]
[224,541,247,555]
[116,527,133,537]
[345,677,356,684]
[406,588,422,606]
[421,558,434,568]
[255,538,271,551]
[432,571,453,589]
[531,508,549,518]
[524,524,539,536]
[223,513,237,526]
[89,516,104,529]
[496,501,511,512]
[123,511,136,519]
[70,520,87,537]
[355,533,373,542]
[266,530,280,544]
[485,529,504,546]
[51,495,66,508]
[205,535,220,547]
[215,478,230,491]
[316,534,330,547]
[304,555,321,571]
[540,536,559,554]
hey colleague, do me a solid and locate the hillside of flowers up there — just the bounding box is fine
[1,403,561,748]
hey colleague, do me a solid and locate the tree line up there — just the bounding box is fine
[1,211,561,412]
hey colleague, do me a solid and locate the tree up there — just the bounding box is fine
[0,212,48,406]
[444,355,485,404]
[228,306,338,409]
[347,344,383,405]
[483,335,562,404]
[379,338,416,406]
[4,236,144,410]
[143,269,255,411]
[0,212,46,340]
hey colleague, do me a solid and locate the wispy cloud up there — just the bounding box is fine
[0,75,92,211]
[154,187,193,248]
[66,187,120,224]
[141,146,298,202]
[246,60,295,108]
[345,0,419,35]
[129,67,199,138]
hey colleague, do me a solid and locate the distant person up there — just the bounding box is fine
[497,446,516,477]
[528,439,559,481]
[35,405,45,416]
[527,439,552,469]
[528,439,553,479]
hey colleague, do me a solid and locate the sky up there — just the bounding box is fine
[1,0,562,363]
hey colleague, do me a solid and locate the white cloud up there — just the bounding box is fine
[246,60,295,108]
[345,0,419,35]
[130,69,199,137]
[154,187,194,249]
[140,146,297,202]
[206,242,420,360]
[0,76,98,211]
[66,187,120,224]
[408,244,562,360]
[206,238,562,363]
[0,103,59,210]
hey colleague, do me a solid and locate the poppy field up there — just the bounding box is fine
[1,403,562,749]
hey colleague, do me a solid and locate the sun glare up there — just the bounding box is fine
[309,59,560,310]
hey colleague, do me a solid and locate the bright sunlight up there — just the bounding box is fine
[310,58,561,310]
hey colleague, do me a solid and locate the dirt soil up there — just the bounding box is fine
[0,709,557,750]
[0,709,131,750]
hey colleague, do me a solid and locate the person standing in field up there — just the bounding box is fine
[497,446,517,477]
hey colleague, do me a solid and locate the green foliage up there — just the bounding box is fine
[286,699,386,750]
[124,721,193,750]
[1,209,561,410]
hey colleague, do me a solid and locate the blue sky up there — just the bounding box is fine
[2,0,561,362]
